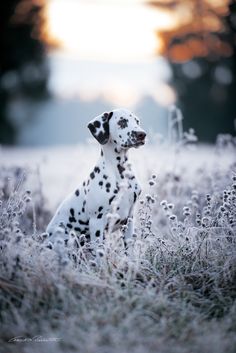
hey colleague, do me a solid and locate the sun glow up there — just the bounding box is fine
[46,0,174,62]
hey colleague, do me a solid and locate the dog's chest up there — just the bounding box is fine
[87,160,141,220]
[115,175,141,218]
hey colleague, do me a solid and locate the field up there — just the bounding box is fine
[0,134,236,353]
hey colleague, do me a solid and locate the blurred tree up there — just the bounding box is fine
[0,0,49,144]
[150,0,236,142]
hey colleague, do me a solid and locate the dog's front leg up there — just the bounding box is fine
[123,207,135,249]
[123,218,134,248]
[89,217,105,259]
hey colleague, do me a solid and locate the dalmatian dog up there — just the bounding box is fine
[46,108,146,251]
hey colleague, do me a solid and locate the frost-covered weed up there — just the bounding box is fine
[0,127,236,353]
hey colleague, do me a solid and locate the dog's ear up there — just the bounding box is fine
[87,111,113,145]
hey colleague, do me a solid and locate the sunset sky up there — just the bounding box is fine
[43,0,230,107]
[44,0,177,107]
[46,0,176,62]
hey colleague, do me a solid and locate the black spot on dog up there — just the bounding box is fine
[109,195,115,204]
[134,192,137,203]
[101,149,104,156]
[70,208,75,216]
[80,239,85,246]
[94,120,101,128]
[96,230,100,237]
[69,216,76,223]
[87,180,90,185]
[102,112,109,121]
[88,115,110,145]
[83,181,86,187]
[117,164,125,176]
[88,123,96,134]
[94,166,100,173]
[106,182,111,188]
[113,140,117,144]
[90,172,95,179]
[67,223,72,229]
[103,175,108,180]
[95,230,100,237]
[114,148,119,153]
[102,111,113,121]
[98,206,103,212]
[81,201,86,212]
[114,189,118,194]
[85,234,91,241]
[118,117,128,129]
[74,227,81,232]
[101,121,109,139]
[116,156,121,161]
[75,189,80,196]
[79,219,89,226]
[97,213,103,219]
[99,181,103,186]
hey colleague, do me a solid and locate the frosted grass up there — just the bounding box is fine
[0,112,236,353]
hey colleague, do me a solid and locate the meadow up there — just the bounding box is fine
[0,123,236,353]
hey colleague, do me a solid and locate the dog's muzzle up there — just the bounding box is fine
[131,131,146,146]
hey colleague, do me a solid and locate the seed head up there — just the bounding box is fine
[97,249,105,257]
[184,211,191,217]
[169,215,177,221]
[160,200,167,207]
[149,180,156,187]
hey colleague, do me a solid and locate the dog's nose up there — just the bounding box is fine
[136,131,146,140]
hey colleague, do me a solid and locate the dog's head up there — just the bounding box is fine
[87,109,146,150]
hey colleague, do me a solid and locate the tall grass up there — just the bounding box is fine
[0,110,236,353]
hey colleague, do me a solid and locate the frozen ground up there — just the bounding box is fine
[0,140,236,353]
